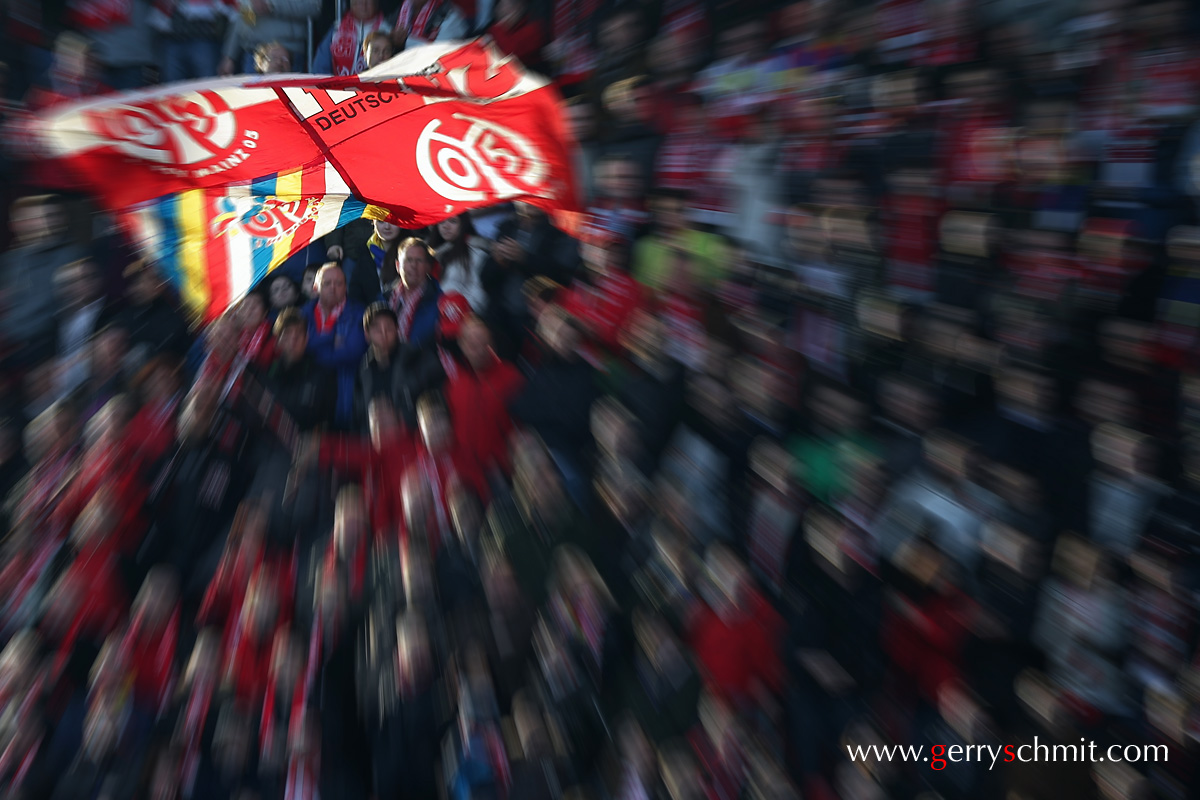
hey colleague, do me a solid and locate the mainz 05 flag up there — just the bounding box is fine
[35,39,581,316]
[128,164,388,320]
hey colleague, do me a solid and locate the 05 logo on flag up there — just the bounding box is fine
[87,91,240,166]
[416,113,549,204]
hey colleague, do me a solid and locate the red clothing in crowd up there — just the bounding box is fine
[409,443,489,552]
[242,321,277,371]
[125,608,180,713]
[687,588,784,707]
[881,586,973,705]
[126,396,181,473]
[561,271,644,354]
[489,15,547,65]
[47,545,129,679]
[223,562,296,704]
[322,537,368,607]
[224,622,278,705]
[319,432,414,539]
[882,189,944,296]
[197,539,274,628]
[446,352,524,479]
[53,443,149,555]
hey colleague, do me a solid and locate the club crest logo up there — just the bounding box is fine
[212,196,323,244]
[415,113,548,204]
[86,90,240,167]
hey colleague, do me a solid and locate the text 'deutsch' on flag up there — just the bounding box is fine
[36,39,583,228]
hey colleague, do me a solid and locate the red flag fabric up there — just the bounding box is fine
[36,39,582,230]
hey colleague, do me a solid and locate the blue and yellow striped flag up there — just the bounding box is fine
[131,161,385,321]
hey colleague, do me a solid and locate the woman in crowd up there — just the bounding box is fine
[429,212,489,314]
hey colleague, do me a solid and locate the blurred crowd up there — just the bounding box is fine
[4,0,1200,800]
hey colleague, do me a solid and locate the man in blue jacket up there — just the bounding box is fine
[303,263,367,428]
[388,237,443,349]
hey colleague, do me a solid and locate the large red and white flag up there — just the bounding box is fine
[34,39,581,228]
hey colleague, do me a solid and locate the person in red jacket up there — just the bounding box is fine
[410,391,489,551]
[299,394,414,538]
[54,395,149,555]
[197,500,270,628]
[222,561,288,705]
[124,567,180,716]
[42,490,130,685]
[127,354,184,475]
[687,544,784,712]
[561,221,644,358]
[319,484,371,608]
[235,290,276,372]
[446,314,524,483]
[488,0,547,66]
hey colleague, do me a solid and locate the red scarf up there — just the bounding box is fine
[397,0,443,40]
[313,300,345,336]
[68,0,131,30]
[124,608,180,714]
[416,447,456,550]
[393,282,426,341]
[241,321,275,369]
[197,538,263,627]
[330,11,385,76]
[48,547,128,684]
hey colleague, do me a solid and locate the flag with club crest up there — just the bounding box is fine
[36,39,581,320]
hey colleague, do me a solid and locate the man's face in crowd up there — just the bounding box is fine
[367,316,398,352]
[400,245,432,289]
[368,399,398,447]
[257,44,291,74]
[656,197,686,233]
[56,44,90,81]
[567,101,597,144]
[269,276,298,309]
[238,294,267,330]
[419,404,451,452]
[316,265,347,308]
[458,317,490,368]
[604,158,641,201]
[93,328,128,374]
[350,0,378,20]
[12,201,55,244]
[302,268,319,300]
[130,268,163,306]
[364,37,393,68]
[60,261,102,309]
[600,10,640,54]
[277,324,307,363]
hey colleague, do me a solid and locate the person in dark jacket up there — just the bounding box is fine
[302,263,367,429]
[510,305,599,507]
[0,195,85,366]
[482,203,580,359]
[327,217,398,308]
[357,302,445,431]
[117,258,192,374]
[265,308,335,433]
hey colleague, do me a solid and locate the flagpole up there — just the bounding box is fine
[307,18,314,72]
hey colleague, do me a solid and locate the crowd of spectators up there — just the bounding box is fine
[3,0,1200,799]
